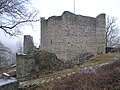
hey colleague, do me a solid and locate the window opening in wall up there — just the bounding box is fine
[51,39,52,45]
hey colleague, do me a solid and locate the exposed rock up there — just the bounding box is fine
[33,51,65,75]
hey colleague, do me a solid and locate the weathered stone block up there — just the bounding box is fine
[16,53,35,81]
[33,51,64,74]
[24,35,34,54]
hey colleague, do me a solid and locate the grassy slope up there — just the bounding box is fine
[19,53,120,90]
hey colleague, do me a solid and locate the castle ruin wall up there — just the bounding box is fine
[16,53,35,81]
[40,11,106,62]
[24,35,34,54]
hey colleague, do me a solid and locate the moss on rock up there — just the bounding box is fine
[33,51,64,74]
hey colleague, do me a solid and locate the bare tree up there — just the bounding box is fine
[16,39,23,53]
[106,16,119,47]
[0,0,39,36]
[115,37,120,48]
[0,42,12,68]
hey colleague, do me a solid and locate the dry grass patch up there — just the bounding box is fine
[19,53,120,90]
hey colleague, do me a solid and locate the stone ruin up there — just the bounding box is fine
[23,35,34,54]
[16,35,64,81]
[16,35,35,81]
[40,11,106,62]
[16,11,106,81]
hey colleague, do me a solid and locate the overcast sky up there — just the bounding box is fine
[31,0,120,45]
[31,0,120,39]
[0,0,120,52]
[31,0,120,20]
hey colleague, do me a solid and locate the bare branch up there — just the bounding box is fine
[106,15,119,47]
[0,0,40,36]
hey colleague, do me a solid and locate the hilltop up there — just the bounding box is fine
[19,53,120,90]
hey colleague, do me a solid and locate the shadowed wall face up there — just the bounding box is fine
[40,11,106,62]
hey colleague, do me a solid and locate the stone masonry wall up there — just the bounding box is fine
[16,35,36,81]
[40,11,106,62]
[24,35,34,54]
[96,14,106,54]
[16,53,35,81]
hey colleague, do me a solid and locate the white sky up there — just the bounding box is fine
[1,0,120,52]
[30,0,120,46]
[31,0,120,19]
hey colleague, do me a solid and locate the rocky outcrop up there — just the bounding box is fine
[33,51,65,74]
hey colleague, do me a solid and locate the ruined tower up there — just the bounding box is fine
[40,11,106,62]
[16,11,106,81]
[16,35,35,81]
[24,35,34,54]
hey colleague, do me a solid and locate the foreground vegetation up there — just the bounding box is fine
[19,53,120,90]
